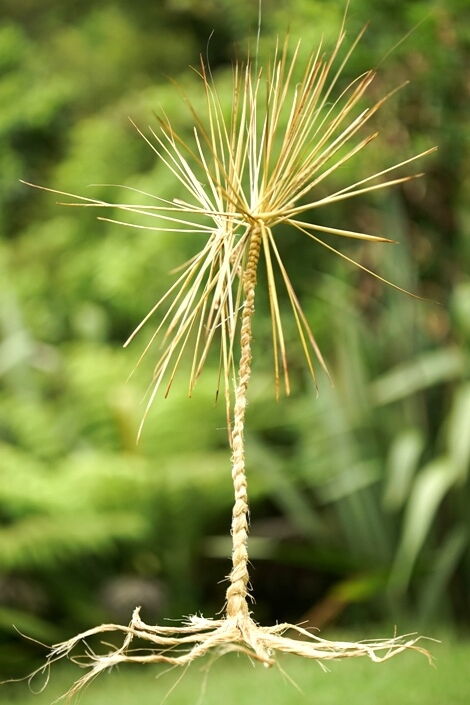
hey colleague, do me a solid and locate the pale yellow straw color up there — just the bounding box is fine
[21,17,435,699]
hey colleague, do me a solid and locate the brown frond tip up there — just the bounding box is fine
[22,27,436,427]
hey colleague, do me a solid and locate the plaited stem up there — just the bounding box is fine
[225,225,262,619]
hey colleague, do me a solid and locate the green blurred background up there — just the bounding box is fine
[0,0,469,693]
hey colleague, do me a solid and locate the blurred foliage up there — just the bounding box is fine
[0,0,469,674]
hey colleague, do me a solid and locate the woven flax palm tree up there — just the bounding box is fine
[27,23,435,696]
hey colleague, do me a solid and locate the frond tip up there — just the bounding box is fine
[24,27,435,428]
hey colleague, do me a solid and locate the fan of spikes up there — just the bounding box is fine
[26,29,434,436]
[22,20,434,699]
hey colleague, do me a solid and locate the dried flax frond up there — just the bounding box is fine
[21,17,436,699]
[24,28,435,428]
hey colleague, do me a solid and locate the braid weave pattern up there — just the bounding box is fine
[226,226,262,619]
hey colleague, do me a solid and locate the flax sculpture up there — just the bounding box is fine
[25,23,435,698]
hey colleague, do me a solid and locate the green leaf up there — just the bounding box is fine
[0,513,146,571]
[318,460,380,503]
[248,438,326,538]
[383,429,424,511]
[418,526,468,624]
[370,348,466,405]
[389,458,456,592]
[0,606,59,643]
[446,383,470,481]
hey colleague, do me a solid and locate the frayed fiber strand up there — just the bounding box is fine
[20,13,436,699]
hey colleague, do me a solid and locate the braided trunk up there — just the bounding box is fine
[225,225,262,620]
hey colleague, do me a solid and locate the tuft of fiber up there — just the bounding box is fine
[37,608,431,700]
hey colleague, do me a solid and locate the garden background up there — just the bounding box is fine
[0,0,469,700]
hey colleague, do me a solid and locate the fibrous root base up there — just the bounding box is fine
[39,608,431,699]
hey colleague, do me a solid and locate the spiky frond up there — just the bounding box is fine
[24,25,435,435]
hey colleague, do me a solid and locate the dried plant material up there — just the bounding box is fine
[21,14,435,699]
[31,607,430,700]
[23,28,435,433]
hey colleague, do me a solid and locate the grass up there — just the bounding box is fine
[3,634,468,704]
